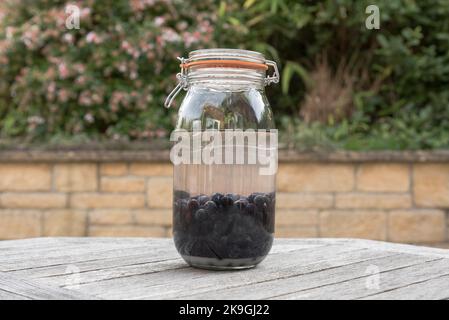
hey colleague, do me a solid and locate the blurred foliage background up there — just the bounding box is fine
[0,0,448,150]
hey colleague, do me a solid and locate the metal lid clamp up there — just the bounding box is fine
[265,60,280,86]
[164,57,188,108]
[164,57,279,108]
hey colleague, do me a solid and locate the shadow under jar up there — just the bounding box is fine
[166,49,279,270]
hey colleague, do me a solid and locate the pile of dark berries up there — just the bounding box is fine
[173,190,275,260]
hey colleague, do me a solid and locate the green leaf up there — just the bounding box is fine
[218,1,227,17]
[281,61,309,94]
[270,0,279,14]
[243,0,256,9]
[246,14,267,27]
[227,17,241,26]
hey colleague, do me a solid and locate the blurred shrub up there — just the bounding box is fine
[0,0,218,142]
[299,56,355,124]
[0,0,448,150]
[216,0,449,150]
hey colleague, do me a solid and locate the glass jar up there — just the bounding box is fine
[166,49,279,270]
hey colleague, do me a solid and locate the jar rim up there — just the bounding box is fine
[188,48,266,64]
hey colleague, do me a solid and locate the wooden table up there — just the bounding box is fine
[0,237,449,300]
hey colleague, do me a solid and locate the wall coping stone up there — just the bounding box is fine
[0,148,448,163]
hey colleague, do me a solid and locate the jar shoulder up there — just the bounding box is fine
[175,87,275,130]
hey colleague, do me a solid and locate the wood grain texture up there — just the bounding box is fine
[0,273,94,300]
[0,237,448,300]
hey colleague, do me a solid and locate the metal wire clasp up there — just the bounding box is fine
[164,57,188,108]
[164,57,280,108]
[265,60,280,86]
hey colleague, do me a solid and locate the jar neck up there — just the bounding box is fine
[186,67,265,91]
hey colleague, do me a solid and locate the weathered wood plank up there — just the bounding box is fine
[45,243,330,290]
[324,238,449,258]
[0,238,167,260]
[0,272,95,300]
[9,243,325,282]
[181,253,436,300]
[8,251,179,278]
[64,246,386,299]
[0,288,30,300]
[0,237,148,250]
[270,258,449,299]
[133,251,390,300]
[0,243,175,271]
[0,238,322,254]
[361,273,449,300]
[0,238,448,300]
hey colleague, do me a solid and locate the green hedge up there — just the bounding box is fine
[0,0,448,150]
[0,0,218,142]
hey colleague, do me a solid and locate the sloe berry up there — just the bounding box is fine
[234,199,248,211]
[245,203,256,216]
[198,195,210,206]
[204,201,217,214]
[226,193,240,202]
[248,192,263,203]
[194,208,207,222]
[254,195,268,210]
[188,199,199,212]
[220,195,233,207]
[211,192,223,205]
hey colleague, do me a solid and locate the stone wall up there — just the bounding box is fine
[0,150,448,245]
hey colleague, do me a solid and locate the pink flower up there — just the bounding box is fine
[111,91,126,108]
[86,31,101,44]
[63,33,74,44]
[92,93,103,104]
[80,7,91,18]
[6,27,15,39]
[130,0,156,12]
[199,20,212,33]
[75,76,86,85]
[73,63,86,74]
[132,50,140,59]
[146,51,155,60]
[47,82,56,94]
[161,29,181,43]
[156,35,164,47]
[183,32,199,47]
[110,103,119,113]
[118,63,127,73]
[84,113,94,123]
[115,24,124,33]
[121,40,131,51]
[58,62,69,79]
[21,25,40,49]
[79,91,93,106]
[0,56,8,64]
[154,16,165,27]
[27,116,44,124]
[176,21,188,31]
[57,89,70,103]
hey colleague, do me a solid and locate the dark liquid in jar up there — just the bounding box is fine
[173,190,275,268]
